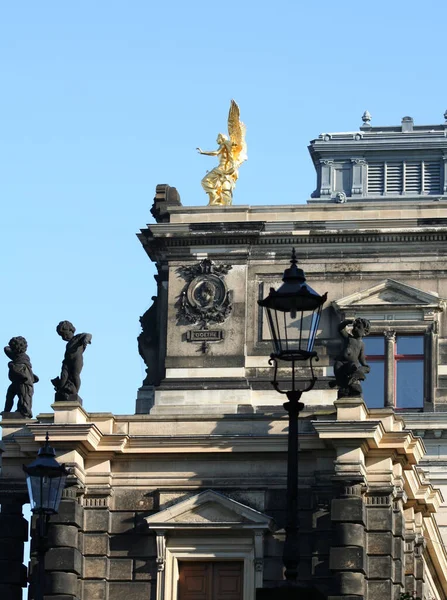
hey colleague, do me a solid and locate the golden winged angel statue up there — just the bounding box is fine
[197,100,247,206]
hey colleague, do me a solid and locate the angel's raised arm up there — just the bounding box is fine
[196,147,219,156]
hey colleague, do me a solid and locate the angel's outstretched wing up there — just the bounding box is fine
[227,100,247,168]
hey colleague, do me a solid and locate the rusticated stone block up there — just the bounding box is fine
[48,524,79,548]
[366,506,392,531]
[367,579,393,600]
[84,556,108,579]
[394,536,404,562]
[393,558,403,584]
[392,511,404,537]
[415,556,424,579]
[83,533,109,556]
[333,571,365,596]
[0,538,24,560]
[330,547,365,572]
[0,514,28,540]
[0,561,27,585]
[405,574,416,593]
[109,534,156,557]
[335,523,364,547]
[405,552,415,574]
[367,532,392,555]
[331,498,365,524]
[110,512,135,534]
[45,571,78,596]
[45,547,82,575]
[0,584,23,600]
[108,582,153,600]
[49,500,83,528]
[113,489,155,511]
[84,509,110,533]
[109,558,133,580]
[82,580,107,600]
[133,559,157,580]
[368,555,393,579]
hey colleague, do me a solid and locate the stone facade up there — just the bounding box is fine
[2,115,447,599]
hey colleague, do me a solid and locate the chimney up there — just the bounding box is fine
[401,116,414,132]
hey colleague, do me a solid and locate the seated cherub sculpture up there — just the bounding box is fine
[4,336,39,418]
[330,318,371,398]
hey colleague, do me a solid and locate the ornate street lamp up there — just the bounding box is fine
[257,249,327,599]
[23,433,68,600]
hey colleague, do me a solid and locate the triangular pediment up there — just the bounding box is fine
[333,279,445,311]
[145,490,273,530]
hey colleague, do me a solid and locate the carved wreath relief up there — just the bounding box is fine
[177,259,233,330]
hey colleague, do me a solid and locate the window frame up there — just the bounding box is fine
[364,331,426,410]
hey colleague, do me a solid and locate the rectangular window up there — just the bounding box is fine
[363,334,424,409]
[395,336,424,408]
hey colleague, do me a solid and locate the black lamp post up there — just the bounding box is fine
[257,249,327,598]
[23,433,68,600]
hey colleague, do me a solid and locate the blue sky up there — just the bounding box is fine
[1,0,446,419]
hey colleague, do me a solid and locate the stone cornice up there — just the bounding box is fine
[423,516,447,597]
[404,467,443,514]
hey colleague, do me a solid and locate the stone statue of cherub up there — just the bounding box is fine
[330,318,371,398]
[4,336,39,418]
[51,321,92,403]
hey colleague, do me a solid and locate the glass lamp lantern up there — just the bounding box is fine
[23,433,68,515]
[258,249,327,394]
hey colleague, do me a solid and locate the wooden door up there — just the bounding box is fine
[178,561,243,600]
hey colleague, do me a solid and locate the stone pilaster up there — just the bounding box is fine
[403,509,425,599]
[365,489,398,600]
[384,331,396,408]
[391,493,405,598]
[0,493,28,600]
[41,486,84,599]
[82,488,111,600]
[329,482,366,599]
[351,159,366,196]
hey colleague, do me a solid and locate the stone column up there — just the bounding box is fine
[329,481,366,599]
[384,331,396,408]
[0,493,28,600]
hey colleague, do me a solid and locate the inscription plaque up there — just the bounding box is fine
[187,330,224,342]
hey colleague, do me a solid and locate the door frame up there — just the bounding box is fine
[164,535,256,600]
